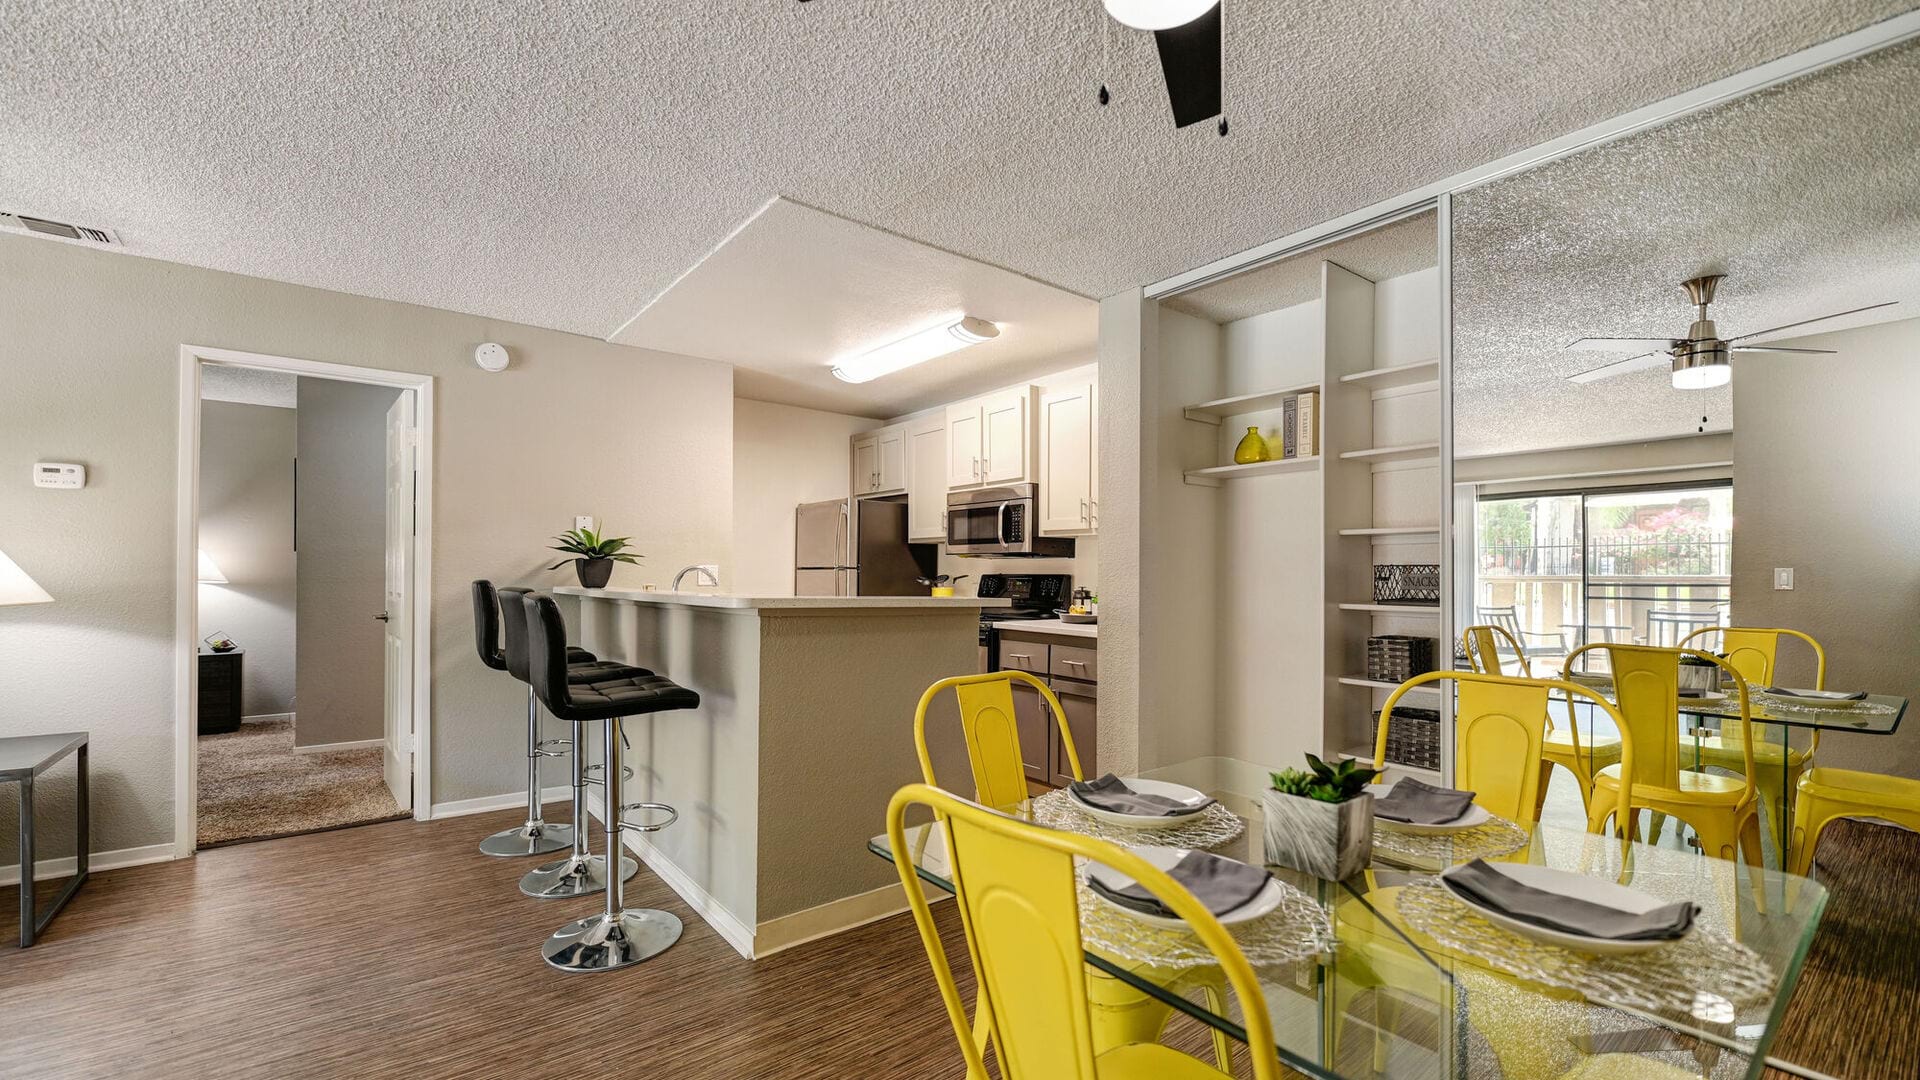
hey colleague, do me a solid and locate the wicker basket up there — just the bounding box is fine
[1367,635,1437,683]
[1370,705,1442,771]
[1373,563,1440,605]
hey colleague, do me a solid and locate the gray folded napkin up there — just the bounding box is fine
[1765,686,1867,701]
[1087,851,1271,919]
[1441,859,1698,942]
[1375,778,1476,825]
[1069,773,1215,817]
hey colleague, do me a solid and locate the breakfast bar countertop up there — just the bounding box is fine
[554,585,1011,612]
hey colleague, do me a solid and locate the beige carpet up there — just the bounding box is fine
[197,719,407,847]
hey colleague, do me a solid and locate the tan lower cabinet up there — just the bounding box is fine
[1011,679,1050,784]
[997,629,1098,791]
[1050,677,1097,788]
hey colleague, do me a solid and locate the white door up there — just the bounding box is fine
[947,403,982,488]
[852,435,880,494]
[1039,383,1094,534]
[907,417,948,541]
[877,425,908,492]
[382,393,415,811]
[982,390,1028,483]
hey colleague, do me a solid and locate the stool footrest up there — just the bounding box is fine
[617,802,678,833]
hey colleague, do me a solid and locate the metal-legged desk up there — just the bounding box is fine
[3,732,89,947]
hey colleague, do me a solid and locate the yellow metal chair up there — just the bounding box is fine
[886,782,1282,1080]
[1463,625,1624,818]
[1678,626,1827,849]
[912,672,1231,1073]
[1788,768,1920,878]
[1565,644,1765,869]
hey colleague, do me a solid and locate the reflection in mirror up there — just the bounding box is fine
[1449,41,1920,854]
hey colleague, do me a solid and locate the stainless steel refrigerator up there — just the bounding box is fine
[795,496,936,596]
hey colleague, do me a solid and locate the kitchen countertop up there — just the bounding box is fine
[556,585,1011,612]
[997,617,1098,639]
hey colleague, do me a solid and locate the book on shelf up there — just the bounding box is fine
[1295,391,1319,457]
[1281,396,1298,458]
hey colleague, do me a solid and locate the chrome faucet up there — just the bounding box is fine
[672,564,719,591]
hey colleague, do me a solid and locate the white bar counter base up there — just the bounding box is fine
[554,586,1007,959]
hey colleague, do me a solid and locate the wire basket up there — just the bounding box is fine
[1370,705,1442,771]
[1366,635,1437,683]
[1373,563,1440,605]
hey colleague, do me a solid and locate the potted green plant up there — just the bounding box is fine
[547,527,641,589]
[1262,754,1379,880]
[1678,650,1724,695]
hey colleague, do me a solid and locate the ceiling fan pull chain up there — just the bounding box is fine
[1218,1,1229,136]
[1098,5,1111,106]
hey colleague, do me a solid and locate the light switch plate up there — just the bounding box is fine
[1773,567,1794,590]
[574,515,595,532]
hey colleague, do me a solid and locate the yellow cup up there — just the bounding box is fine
[931,586,956,598]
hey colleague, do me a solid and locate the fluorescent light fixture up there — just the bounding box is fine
[197,549,229,584]
[0,548,52,605]
[1103,0,1219,30]
[830,316,1000,384]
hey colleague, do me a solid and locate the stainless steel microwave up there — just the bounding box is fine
[946,484,1076,557]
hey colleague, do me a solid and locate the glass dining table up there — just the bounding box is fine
[869,756,1828,1080]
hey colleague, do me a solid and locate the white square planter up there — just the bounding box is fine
[1262,789,1374,881]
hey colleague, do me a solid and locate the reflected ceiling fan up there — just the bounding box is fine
[1565,274,1897,389]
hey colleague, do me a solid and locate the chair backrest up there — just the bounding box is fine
[1562,643,1755,793]
[520,592,574,716]
[496,586,535,683]
[1677,626,1827,691]
[886,783,1279,1080]
[471,580,507,671]
[1476,606,1524,641]
[1378,670,1632,825]
[913,671,1082,811]
[1645,609,1720,648]
[1463,624,1530,678]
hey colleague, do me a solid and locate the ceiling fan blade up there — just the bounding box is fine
[1725,301,1898,343]
[1153,3,1220,128]
[1568,352,1669,383]
[1731,345,1837,354]
[1566,337,1682,352]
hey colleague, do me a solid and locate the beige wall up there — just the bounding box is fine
[197,401,297,716]
[294,377,401,747]
[1732,317,1920,777]
[731,399,874,595]
[0,232,732,859]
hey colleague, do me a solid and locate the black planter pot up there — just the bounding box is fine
[575,557,614,589]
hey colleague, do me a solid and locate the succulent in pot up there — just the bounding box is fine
[547,527,641,589]
[1262,753,1379,880]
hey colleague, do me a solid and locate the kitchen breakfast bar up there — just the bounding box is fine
[553,586,1003,958]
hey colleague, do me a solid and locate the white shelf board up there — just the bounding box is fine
[1334,745,1443,781]
[1337,526,1440,537]
[1337,676,1443,693]
[1338,442,1441,464]
[1181,382,1321,424]
[1338,602,1441,615]
[1182,456,1320,487]
[1338,359,1440,390]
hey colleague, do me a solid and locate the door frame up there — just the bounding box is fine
[172,344,436,858]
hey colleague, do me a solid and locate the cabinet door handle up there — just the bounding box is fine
[1080,498,1088,523]
[973,456,980,477]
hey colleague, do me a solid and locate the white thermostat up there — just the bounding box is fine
[474,342,510,372]
[33,462,86,489]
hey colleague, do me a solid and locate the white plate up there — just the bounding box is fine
[1761,688,1868,708]
[1067,777,1213,830]
[1365,783,1490,834]
[1085,845,1284,929]
[1438,862,1681,956]
[1678,690,1728,704]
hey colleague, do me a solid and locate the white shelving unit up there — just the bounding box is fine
[1181,382,1321,424]
[1338,358,1439,390]
[1336,675,1442,693]
[1338,526,1441,538]
[1182,456,1320,487]
[1338,442,1440,464]
[1338,602,1441,615]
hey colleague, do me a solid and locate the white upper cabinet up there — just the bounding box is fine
[981,389,1029,484]
[852,433,880,495]
[947,402,984,488]
[1039,382,1096,535]
[907,414,948,542]
[852,423,907,497]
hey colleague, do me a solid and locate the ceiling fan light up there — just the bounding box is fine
[1102,0,1219,31]
[830,316,1001,384]
[1671,357,1731,390]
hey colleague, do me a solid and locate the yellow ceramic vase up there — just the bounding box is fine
[1232,426,1269,464]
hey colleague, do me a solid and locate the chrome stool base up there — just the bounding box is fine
[542,909,683,973]
[518,852,638,899]
[478,822,573,858]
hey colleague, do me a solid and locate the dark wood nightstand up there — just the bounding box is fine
[198,648,244,734]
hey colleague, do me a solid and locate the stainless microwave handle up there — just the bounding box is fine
[997,501,1011,543]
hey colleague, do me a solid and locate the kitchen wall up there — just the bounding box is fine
[732,398,876,595]
[197,400,297,716]
[0,232,733,864]
[1731,316,1920,777]
[293,377,401,748]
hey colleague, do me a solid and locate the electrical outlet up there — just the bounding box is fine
[1773,567,1794,590]
[574,515,595,532]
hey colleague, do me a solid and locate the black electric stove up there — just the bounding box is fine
[976,573,1071,651]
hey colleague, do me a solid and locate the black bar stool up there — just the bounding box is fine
[498,587,639,899]
[523,592,699,972]
[472,580,576,857]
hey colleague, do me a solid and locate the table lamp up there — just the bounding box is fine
[0,548,53,606]
[196,549,228,585]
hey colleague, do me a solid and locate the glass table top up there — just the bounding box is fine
[1554,677,1907,734]
[869,756,1828,1080]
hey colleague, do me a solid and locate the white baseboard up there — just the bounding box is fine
[429,785,573,820]
[618,826,760,960]
[292,737,384,755]
[753,882,935,958]
[0,842,176,887]
[242,712,294,724]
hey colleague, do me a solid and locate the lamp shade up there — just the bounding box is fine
[197,549,229,584]
[0,548,53,606]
